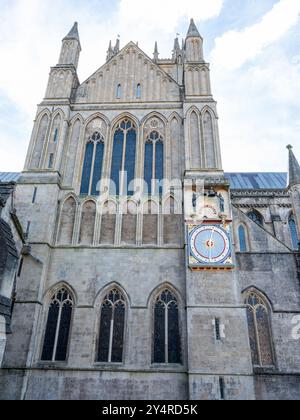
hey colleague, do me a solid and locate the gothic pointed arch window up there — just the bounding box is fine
[136,84,141,99]
[153,289,181,364]
[244,290,275,368]
[80,131,105,196]
[247,210,263,227]
[238,225,248,252]
[289,215,299,250]
[97,289,126,363]
[41,288,73,362]
[110,119,137,196]
[116,84,122,99]
[144,131,164,196]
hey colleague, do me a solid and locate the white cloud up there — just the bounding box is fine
[211,0,300,70]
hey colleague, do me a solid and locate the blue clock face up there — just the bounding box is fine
[189,225,231,265]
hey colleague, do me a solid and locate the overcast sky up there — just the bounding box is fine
[0,0,299,173]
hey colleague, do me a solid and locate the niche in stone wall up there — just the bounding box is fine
[100,200,117,245]
[189,111,201,169]
[142,200,158,245]
[57,197,76,245]
[170,116,181,180]
[30,113,49,169]
[121,200,137,245]
[163,197,182,245]
[79,200,96,245]
[64,118,81,186]
[44,113,62,169]
[203,111,216,169]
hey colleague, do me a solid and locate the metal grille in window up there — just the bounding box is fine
[41,288,73,362]
[97,289,126,363]
[144,131,164,196]
[244,291,275,368]
[153,289,181,364]
[80,132,105,196]
[110,119,136,196]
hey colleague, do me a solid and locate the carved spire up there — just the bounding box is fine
[106,40,114,61]
[114,37,120,54]
[63,22,81,46]
[186,18,202,39]
[153,41,159,62]
[287,145,300,187]
[172,37,181,60]
[59,22,81,69]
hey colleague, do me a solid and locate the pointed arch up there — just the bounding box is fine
[141,111,168,129]
[169,115,181,179]
[247,209,264,226]
[111,112,140,130]
[163,195,182,246]
[121,199,138,245]
[288,214,299,250]
[151,285,182,365]
[79,200,96,245]
[64,117,82,186]
[30,111,51,169]
[142,199,159,245]
[187,107,201,169]
[44,111,64,169]
[41,284,75,362]
[96,286,128,363]
[100,200,117,245]
[238,223,249,252]
[57,196,76,245]
[83,112,110,130]
[243,288,275,368]
[203,109,216,169]
[110,116,137,196]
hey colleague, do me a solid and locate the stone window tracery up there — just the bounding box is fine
[41,288,73,362]
[244,290,275,368]
[80,131,105,196]
[144,131,164,196]
[97,289,126,363]
[153,289,181,364]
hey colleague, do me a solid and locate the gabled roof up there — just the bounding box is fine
[226,173,287,190]
[79,41,180,88]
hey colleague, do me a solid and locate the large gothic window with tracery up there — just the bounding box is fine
[144,131,164,196]
[153,289,181,364]
[97,289,126,363]
[289,216,299,250]
[41,288,73,362]
[80,132,105,196]
[247,210,263,227]
[111,119,137,196]
[244,291,275,368]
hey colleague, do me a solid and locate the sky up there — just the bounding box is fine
[0,0,299,173]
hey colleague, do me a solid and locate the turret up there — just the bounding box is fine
[287,145,300,238]
[58,22,81,69]
[184,18,204,62]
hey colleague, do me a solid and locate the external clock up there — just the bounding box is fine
[188,224,234,270]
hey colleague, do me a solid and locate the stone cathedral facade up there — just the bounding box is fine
[0,20,300,400]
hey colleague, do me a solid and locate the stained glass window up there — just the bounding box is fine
[80,132,105,196]
[41,288,73,362]
[144,131,164,196]
[247,210,263,226]
[153,289,181,364]
[238,225,247,252]
[110,119,137,196]
[289,216,299,250]
[97,289,126,363]
[244,291,275,368]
